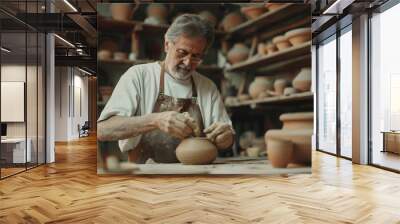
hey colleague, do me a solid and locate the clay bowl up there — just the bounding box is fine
[241,6,266,20]
[285,28,311,46]
[272,35,292,51]
[238,94,251,102]
[267,138,293,168]
[110,3,134,21]
[264,3,285,12]
[221,12,245,31]
[257,43,267,56]
[113,52,128,61]
[227,43,249,64]
[98,50,113,60]
[176,137,218,165]
[283,87,297,96]
[265,42,277,55]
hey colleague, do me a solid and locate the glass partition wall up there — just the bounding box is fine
[370,2,400,171]
[0,2,46,179]
[316,24,353,159]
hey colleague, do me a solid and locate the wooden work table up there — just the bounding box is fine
[98,157,310,175]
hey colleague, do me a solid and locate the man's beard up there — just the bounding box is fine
[170,64,193,81]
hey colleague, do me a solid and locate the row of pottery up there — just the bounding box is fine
[265,112,313,168]
[257,27,311,56]
[248,67,311,100]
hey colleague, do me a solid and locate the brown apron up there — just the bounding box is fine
[128,61,205,163]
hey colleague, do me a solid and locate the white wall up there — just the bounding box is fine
[54,67,89,141]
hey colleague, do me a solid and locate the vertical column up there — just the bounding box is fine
[352,14,369,164]
[46,1,56,163]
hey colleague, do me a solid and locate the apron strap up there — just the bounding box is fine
[159,61,198,102]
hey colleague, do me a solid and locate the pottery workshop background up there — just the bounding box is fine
[96,3,313,175]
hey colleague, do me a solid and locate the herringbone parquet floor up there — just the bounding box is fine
[1,135,400,223]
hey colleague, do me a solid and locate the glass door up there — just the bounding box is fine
[317,35,337,154]
[339,26,352,159]
[370,2,400,171]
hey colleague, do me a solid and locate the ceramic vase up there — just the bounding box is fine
[292,67,311,92]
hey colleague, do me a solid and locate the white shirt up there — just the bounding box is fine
[98,62,232,152]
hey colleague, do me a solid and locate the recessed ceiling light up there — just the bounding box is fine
[63,0,78,12]
[54,34,75,48]
[1,47,11,53]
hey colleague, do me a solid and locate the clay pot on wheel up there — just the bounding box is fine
[272,35,292,51]
[248,77,273,99]
[292,67,311,92]
[176,137,218,165]
[227,43,249,64]
[267,138,293,168]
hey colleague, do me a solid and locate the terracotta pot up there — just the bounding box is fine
[105,155,120,170]
[113,52,128,60]
[110,3,135,21]
[265,42,277,54]
[247,146,262,157]
[98,50,112,60]
[274,79,290,95]
[272,35,292,51]
[258,91,270,99]
[176,137,218,165]
[147,4,168,22]
[285,28,311,46]
[99,40,118,52]
[264,3,285,12]
[199,11,218,28]
[98,86,114,102]
[257,43,267,56]
[239,131,256,149]
[265,129,312,164]
[241,6,266,20]
[238,94,250,102]
[248,77,273,99]
[280,112,313,130]
[227,43,249,64]
[293,67,311,92]
[144,16,167,25]
[224,96,239,105]
[283,87,297,96]
[221,12,245,31]
[267,138,293,168]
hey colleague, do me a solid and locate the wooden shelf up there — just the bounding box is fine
[226,91,313,108]
[98,58,151,65]
[225,4,310,42]
[225,41,311,73]
[98,16,226,39]
[98,59,223,76]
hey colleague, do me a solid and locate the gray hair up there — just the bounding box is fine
[165,14,215,52]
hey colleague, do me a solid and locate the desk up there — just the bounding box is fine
[381,131,400,154]
[1,138,32,163]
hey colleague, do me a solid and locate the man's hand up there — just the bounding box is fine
[204,122,234,149]
[156,111,193,139]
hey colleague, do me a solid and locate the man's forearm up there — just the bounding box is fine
[97,114,159,141]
